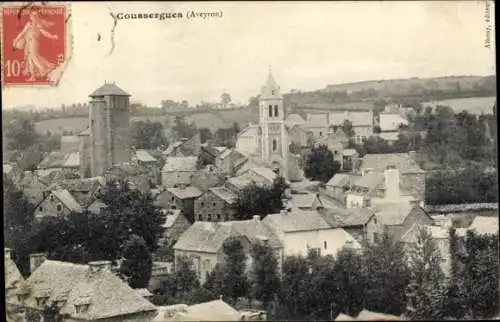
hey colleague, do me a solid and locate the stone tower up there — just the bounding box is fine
[88,82,131,177]
[259,69,288,178]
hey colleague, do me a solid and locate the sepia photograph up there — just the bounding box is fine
[2,1,497,321]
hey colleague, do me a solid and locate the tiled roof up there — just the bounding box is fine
[285,113,306,125]
[305,113,329,127]
[190,166,226,192]
[238,124,261,138]
[468,216,499,235]
[400,224,448,243]
[174,299,242,321]
[107,163,149,176]
[61,136,80,153]
[77,127,90,136]
[167,186,203,199]
[319,207,375,227]
[353,172,384,191]
[209,187,238,205]
[19,260,89,309]
[372,202,414,226]
[326,173,354,187]
[335,313,356,321]
[226,176,255,192]
[263,210,331,232]
[46,177,102,193]
[329,111,373,127]
[164,141,185,155]
[162,209,183,229]
[360,153,424,174]
[379,113,408,132]
[39,169,82,186]
[247,167,278,183]
[135,149,158,163]
[287,193,320,209]
[174,219,281,253]
[52,189,83,213]
[38,152,80,169]
[162,157,198,172]
[59,266,156,320]
[89,83,130,97]
[356,309,403,321]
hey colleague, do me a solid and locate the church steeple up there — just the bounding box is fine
[261,66,281,98]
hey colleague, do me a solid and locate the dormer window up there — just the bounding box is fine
[36,297,48,307]
[271,90,275,95]
[50,195,55,202]
[17,294,27,304]
[56,203,63,213]
[75,304,90,314]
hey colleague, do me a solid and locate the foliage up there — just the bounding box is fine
[3,176,34,233]
[221,92,232,106]
[212,123,240,148]
[172,115,198,140]
[341,120,355,138]
[250,242,280,308]
[221,237,249,302]
[278,255,312,318]
[120,234,153,288]
[405,226,447,320]
[130,120,167,149]
[235,176,288,220]
[198,128,213,143]
[4,119,38,150]
[426,167,498,205]
[303,144,341,183]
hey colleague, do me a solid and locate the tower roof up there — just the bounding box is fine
[265,70,279,89]
[261,68,281,98]
[89,83,131,97]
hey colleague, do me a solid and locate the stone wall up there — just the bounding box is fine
[194,191,236,222]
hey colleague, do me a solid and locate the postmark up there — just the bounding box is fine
[1,4,71,86]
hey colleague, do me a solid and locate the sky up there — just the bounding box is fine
[2,1,496,109]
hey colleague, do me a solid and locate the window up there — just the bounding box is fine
[198,214,203,221]
[39,206,43,212]
[171,196,175,201]
[269,105,273,117]
[373,217,377,225]
[56,203,63,213]
[309,248,321,257]
[272,139,277,151]
[324,241,328,250]
[274,105,279,117]
[224,214,229,221]
[334,150,338,155]
[272,90,275,95]
[212,202,216,207]
[207,214,212,221]
[373,232,380,243]
[75,304,90,314]
[200,202,204,207]
[36,297,48,307]
[319,131,323,137]
[50,195,55,202]
[171,205,177,210]
[216,214,221,221]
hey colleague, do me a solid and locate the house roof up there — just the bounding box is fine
[107,163,149,177]
[38,152,80,169]
[46,177,102,193]
[209,187,238,205]
[51,189,83,213]
[238,124,261,138]
[287,193,320,209]
[305,113,329,127]
[343,148,358,157]
[372,202,415,226]
[226,176,255,192]
[19,260,89,309]
[263,210,331,232]
[135,149,157,163]
[329,111,373,127]
[167,186,203,199]
[59,267,156,320]
[379,131,401,141]
[319,207,375,227]
[60,136,80,153]
[87,200,108,215]
[360,153,424,174]
[89,83,131,97]
[5,253,24,290]
[174,300,241,321]
[162,157,198,172]
[162,210,183,229]
[174,219,281,253]
[286,113,306,125]
[247,167,278,183]
[135,288,153,297]
[355,309,402,321]
[353,172,384,191]
[190,166,226,192]
[335,313,356,321]
[468,216,499,235]
[400,224,448,243]
[326,173,354,187]
[77,127,90,136]
[164,141,185,155]
[379,113,408,132]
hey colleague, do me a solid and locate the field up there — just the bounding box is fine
[421,96,496,115]
[34,108,259,135]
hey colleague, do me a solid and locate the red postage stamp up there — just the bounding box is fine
[1,4,70,86]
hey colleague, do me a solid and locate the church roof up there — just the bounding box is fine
[265,71,279,89]
[89,83,131,97]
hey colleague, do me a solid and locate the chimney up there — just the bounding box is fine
[253,215,261,222]
[384,165,400,200]
[280,209,289,216]
[5,248,12,260]
[409,198,421,208]
[30,253,47,273]
[88,260,112,275]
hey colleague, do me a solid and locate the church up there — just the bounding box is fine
[235,70,305,182]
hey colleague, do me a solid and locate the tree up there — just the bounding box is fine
[4,119,38,150]
[198,128,212,143]
[362,233,410,316]
[174,256,201,299]
[172,115,197,140]
[303,144,341,183]
[120,235,153,288]
[221,237,249,303]
[130,120,167,149]
[221,92,232,107]
[250,242,280,309]
[235,176,288,220]
[3,176,34,232]
[278,255,312,318]
[341,120,355,138]
[405,226,447,320]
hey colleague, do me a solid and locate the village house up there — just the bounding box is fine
[287,124,312,149]
[13,255,157,322]
[5,248,24,311]
[379,111,409,132]
[304,113,329,139]
[319,207,377,244]
[154,185,202,223]
[194,186,238,222]
[173,217,283,283]
[467,216,499,235]
[328,110,374,144]
[161,156,199,188]
[326,173,356,203]
[34,188,83,219]
[198,144,220,166]
[162,134,201,159]
[19,172,48,206]
[286,191,323,211]
[285,113,307,127]
[342,149,358,172]
[44,177,104,207]
[155,209,192,262]
[189,165,226,192]
[262,209,362,258]
[239,167,278,188]
[356,151,426,202]
[105,163,153,193]
[154,299,242,322]
[132,149,162,186]
[215,148,248,176]
[400,224,452,276]
[36,151,81,178]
